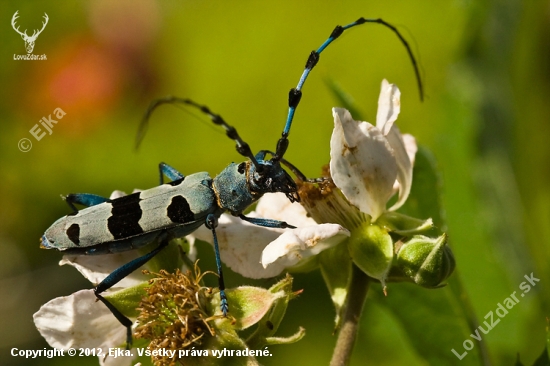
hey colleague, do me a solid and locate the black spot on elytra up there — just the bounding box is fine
[107,192,143,239]
[237,162,246,174]
[167,195,194,223]
[168,177,184,186]
[66,223,80,245]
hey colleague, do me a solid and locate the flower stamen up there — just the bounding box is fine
[134,264,221,366]
[297,165,369,230]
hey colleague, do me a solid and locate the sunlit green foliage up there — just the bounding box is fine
[1,1,548,365]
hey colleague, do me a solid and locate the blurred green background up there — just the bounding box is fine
[0,0,548,365]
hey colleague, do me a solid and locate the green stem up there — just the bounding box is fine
[330,264,370,366]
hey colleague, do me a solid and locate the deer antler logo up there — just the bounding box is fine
[11,11,49,54]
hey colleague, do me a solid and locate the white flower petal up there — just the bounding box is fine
[109,189,143,200]
[184,235,198,262]
[109,190,128,200]
[33,289,135,366]
[261,224,350,268]
[402,133,418,167]
[191,214,286,279]
[373,80,415,212]
[386,125,415,212]
[376,79,401,135]
[60,252,148,289]
[190,203,344,279]
[254,192,316,227]
[330,108,397,220]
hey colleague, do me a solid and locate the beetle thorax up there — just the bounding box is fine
[212,162,257,214]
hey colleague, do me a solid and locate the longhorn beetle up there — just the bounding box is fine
[41,18,423,348]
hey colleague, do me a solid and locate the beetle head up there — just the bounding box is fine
[247,160,299,203]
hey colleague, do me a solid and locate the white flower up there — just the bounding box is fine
[192,80,416,280]
[33,254,143,366]
[330,79,416,222]
[191,193,350,279]
[301,79,417,285]
[34,291,134,366]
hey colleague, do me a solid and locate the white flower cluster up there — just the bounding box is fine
[34,79,416,366]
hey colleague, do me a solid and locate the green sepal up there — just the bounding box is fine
[319,243,351,328]
[103,281,149,318]
[286,255,320,273]
[347,223,393,286]
[264,327,306,346]
[377,211,435,236]
[246,275,303,348]
[226,286,285,330]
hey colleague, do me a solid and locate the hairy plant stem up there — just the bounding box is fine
[330,264,370,366]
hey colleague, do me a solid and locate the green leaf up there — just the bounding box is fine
[531,321,550,366]
[399,146,446,229]
[371,283,486,365]
[325,79,365,120]
[532,349,550,366]
[374,146,490,365]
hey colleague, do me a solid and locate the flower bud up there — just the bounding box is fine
[396,234,455,288]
